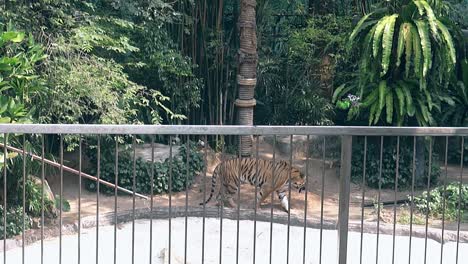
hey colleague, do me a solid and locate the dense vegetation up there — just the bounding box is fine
[0,0,466,237]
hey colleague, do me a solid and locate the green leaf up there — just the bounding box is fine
[349,13,376,44]
[400,82,416,116]
[415,20,432,77]
[373,16,390,59]
[419,1,439,40]
[404,23,414,77]
[361,88,379,107]
[411,24,422,77]
[369,101,378,125]
[381,15,398,76]
[397,23,408,67]
[386,91,394,124]
[379,80,388,110]
[395,85,406,116]
[435,20,456,67]
[332,84,347,103]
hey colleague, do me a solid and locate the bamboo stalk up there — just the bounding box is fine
[0,143,149,200]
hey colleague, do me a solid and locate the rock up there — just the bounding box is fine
[134,143,180,163]
[28,175,58,219]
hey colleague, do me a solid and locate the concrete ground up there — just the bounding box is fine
[2,217,467,264]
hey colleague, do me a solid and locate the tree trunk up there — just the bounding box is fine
[236,0,257,156]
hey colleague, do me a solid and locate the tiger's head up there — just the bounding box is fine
[291,167,306,193]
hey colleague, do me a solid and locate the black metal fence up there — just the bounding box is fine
[0,125,466,264]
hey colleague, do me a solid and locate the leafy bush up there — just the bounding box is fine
[412,183,468,220]
[22,179,56,218]
[351,137,440,189]
[86,140,204,195]
[0,206,31,239]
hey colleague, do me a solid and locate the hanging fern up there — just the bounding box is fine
[335,0,459,126]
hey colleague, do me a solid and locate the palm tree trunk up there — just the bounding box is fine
[236,0,257,156]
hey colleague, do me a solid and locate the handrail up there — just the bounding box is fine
[0,124,467,136]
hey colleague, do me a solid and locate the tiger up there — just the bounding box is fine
[199,157,306,212]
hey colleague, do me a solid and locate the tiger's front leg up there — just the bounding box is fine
[277,189,289,212]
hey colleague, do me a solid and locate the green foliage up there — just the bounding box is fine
[351,137,440,189]
[54,195,70,213]
[0,206,31,239]
[412,183,468,220]
[256,14,353,125]
[86,140,204,195]
[22,179,56,218]
[334,0,461,126]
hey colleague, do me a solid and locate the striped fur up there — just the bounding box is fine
[200,158,305,211]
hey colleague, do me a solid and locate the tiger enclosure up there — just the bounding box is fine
[0,0,468,263]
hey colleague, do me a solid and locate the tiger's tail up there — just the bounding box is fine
[199,164,220,205]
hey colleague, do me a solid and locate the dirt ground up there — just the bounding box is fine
[40,139,468,234]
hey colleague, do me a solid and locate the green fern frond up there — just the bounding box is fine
[413,0,426,16]
[396,23,408,67]
[395,85,406,116]
[415,20,432,77]
[411,23,422,77]
[381,15,398,76]
[419,1,439,40]
[435,20,456,66]
[400,82,416,116]
[379,80,387,110]
[404,23,414,77]
[386,91,394,124]
[373,16,390,59]
[349,13,376,44]
[361,88,379,107]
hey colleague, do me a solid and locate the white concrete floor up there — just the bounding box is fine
[2,217,467,264]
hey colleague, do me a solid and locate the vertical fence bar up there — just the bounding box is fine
[131,136,136,264]
[269,135,276,264]
[149,137,155,264]
[96,136,100,264]
[78,136,82,264]
[59,134,63,264]
[360,136,367,264]
[3,133,6,264]
[408,136,416,264]
[338,135,352,264]
[286,135,293,264]
[375,136,383,264]
[440,136,449,264]
[201,135,207,264]
[113,138,118,264]
[236,137,241,264]
[41,135,45,264]
[424,137,433,264]
[219,138,224,264]
[253,136,259,264]
[392,137,400,264]
[22,135,26,264]
[184,136,189,264]
[319,137,326,264]
[169,136,173,264]
[456,137,465,264]
[302,135,310,264]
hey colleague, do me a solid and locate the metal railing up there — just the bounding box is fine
[0,125,466,264]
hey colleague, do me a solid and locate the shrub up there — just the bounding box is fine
[412,183,468,220]
[351,137,440,189]
[0,206,31,239]
[22,179,56,218]
[86,140,204,195]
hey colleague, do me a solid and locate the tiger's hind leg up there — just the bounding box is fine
[220,181,238,208]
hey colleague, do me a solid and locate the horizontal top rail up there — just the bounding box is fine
[0,124,467,136]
